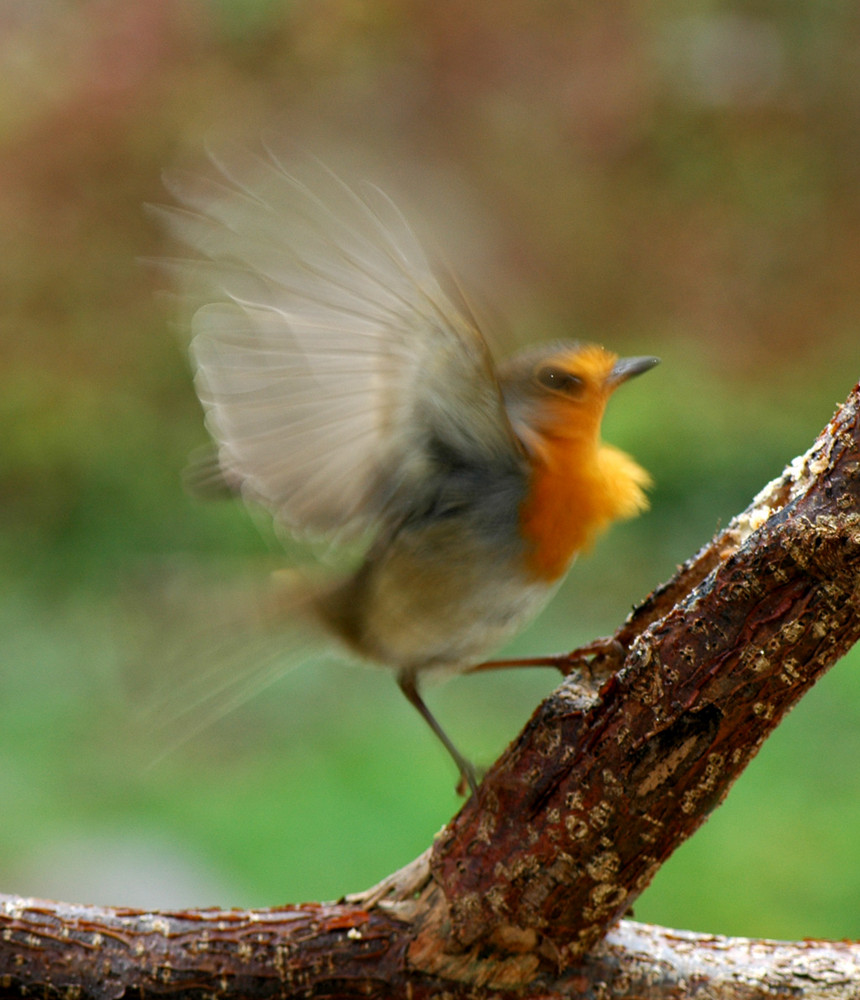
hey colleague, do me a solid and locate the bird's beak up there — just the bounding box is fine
[607,355,660,389]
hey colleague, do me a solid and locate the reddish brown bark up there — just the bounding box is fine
[2,384,859,999]
[2,895,859,999]
[419,380,860,974]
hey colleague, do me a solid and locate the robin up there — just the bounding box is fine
[158,155,658,795]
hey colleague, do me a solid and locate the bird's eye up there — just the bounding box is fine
[536,365,585,396]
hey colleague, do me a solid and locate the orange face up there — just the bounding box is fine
[515,344,654,582]
[526,343,647,438]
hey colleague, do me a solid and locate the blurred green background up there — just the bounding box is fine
[2,0,860,941]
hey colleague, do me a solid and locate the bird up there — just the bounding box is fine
[156,152,658,796]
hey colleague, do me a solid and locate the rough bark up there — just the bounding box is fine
[423,382,860,971]
[2,895,859,999]
[2,383,859,999]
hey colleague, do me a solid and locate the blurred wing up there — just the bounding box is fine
[157,152,521,541]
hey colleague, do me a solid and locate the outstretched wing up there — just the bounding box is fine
[156,152,523,542]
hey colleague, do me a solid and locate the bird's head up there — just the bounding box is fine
[500,342,659,444]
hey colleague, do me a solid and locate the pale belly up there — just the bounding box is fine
[317,520,566,677]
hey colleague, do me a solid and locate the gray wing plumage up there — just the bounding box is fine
[157,152,523,542]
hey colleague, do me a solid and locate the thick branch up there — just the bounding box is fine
[2,384,859,999]
[2,897,859,999]
[421,381,860,972]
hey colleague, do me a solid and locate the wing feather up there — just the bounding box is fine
[160,153,522,541]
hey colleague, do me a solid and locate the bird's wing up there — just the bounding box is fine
[156,152,522,542]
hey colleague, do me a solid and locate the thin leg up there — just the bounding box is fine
[465,636,626,680]
[465,653,572,675]
[398,670,478,797]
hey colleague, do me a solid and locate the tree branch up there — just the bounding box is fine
[2,896,860,998]
[2,384,859,999]
[422,381,860,972]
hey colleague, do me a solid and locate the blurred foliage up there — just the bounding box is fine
[1,0,859,940]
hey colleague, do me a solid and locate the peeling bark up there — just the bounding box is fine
[2,384,859,999]
[2,896,860,999]
[423,380,860,972]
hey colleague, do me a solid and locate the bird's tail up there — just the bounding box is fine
[132,564,332,768]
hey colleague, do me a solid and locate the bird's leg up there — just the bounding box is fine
[398,669,479,797]
[466,635,626,682]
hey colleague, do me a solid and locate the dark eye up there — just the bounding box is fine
[536,365,585,396]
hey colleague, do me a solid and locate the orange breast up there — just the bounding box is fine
[519,437,650,582]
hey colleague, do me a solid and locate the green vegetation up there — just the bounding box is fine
[2,0,859,939]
